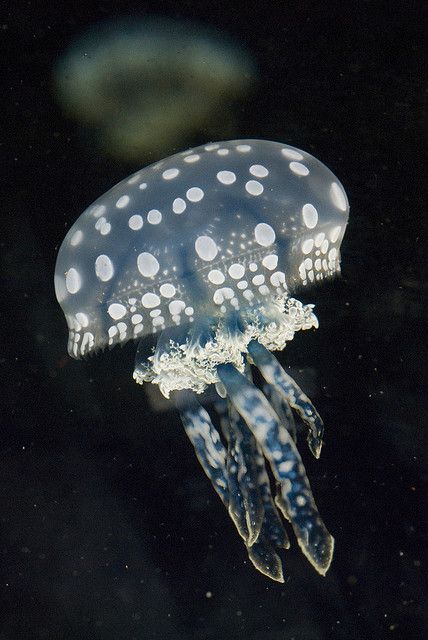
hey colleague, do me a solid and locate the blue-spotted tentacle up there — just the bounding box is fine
[173,391,229,507]
[177,394,286,582]
[217,399,290,582]
[246,533,285,583]
[215,399,250,543]
[231,362,290,550]
[248,340,324,459]
[226,402,265,546]
[254,458,291,550]
[263,383,297,443]
[217,363,334,576]
[225,401,292,582]
[221,403,289,582]
[246,451,291,581]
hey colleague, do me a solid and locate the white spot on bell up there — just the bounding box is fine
[116,195,130,208]
[301,239,314,254]
[330,225,342,242]
[270,271,286,286]
[142,293,160,308]
[70,230,83,246]
[262,254,278,270]
[254,223,275,247]
[249,164,269,178]
[228,263,245,279]
[137,252,160,277]
[281,148,303,161]
[147,209,162,224]
[65,268,81,294]
[162,168,179,180]
[243,289,254,301]
[302,203,318,229]
[169,300,185,314]
[314,232,325,247]
[117,322,127,335]
[321,239,329,254]
[289,162,309,176]
[208,269,225,284]
[172,198,186,214]
[195,236,218,261]
[108,303,126,320]
[186,187,204,202]
[95,254,114,282]
[159,283,176,298]
[75,312,89,327]
[128,214,143,230]
[95,217,111,235]
[245,180,264,196]
[217,170,236,185]
[184,154,200,163]
[328,247,338,261]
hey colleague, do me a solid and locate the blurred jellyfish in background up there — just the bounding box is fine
[53,16,257,162]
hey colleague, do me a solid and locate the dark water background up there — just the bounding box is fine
[2,1,426,639]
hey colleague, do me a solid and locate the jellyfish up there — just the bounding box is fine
[54,139,349,582]
[53,17,256,161]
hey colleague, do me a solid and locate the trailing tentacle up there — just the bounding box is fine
[215,399,250,543]
[176,393,288,582]
[225,360,290,552]
[225,401,265,546]
[248,340,324,458]
[217,363,334,576]
[263,383,297,443]
[219,401,286,583]
[173,390,229,506]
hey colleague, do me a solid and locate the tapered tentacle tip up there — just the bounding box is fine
[229,508,263,547]
[308,435,323,459]
[246,512,264,547]
[297,525,334,576]
[247,527,261,548]
[274,523,291,550]
[247,541,285,583]
[228,504,250,543]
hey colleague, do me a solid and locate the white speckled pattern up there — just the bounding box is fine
[54,139,349,358]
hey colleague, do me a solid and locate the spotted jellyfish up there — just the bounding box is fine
[54,139,349,582]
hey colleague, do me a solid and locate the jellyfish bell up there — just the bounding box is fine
[53,17,256,161]
[54,139,349,582]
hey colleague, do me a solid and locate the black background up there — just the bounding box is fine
[2,1,426,639]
